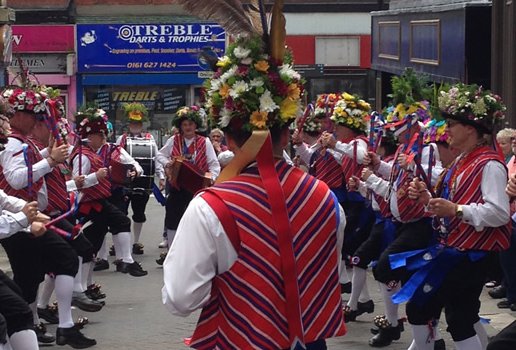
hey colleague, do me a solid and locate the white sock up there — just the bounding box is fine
[8,330,38,350]
[454,335,482,350]
[87,260,94,287]
[28,302,39,325]
[380,283,399,325]
[347,266,366,310]
[133,222,143,244]
[37,274,55,308]
[73,257,84,293]
[339,261,351,284]
[81,262,91,291]
[0,340,11,350]
[98,237,108,261]
[358,273,371,303]
[474,320,488,350]
[54,274,74,328]
[166,229,176,248]
[113,232,134,264]
[411,324,434,350]
[407,339,418,350]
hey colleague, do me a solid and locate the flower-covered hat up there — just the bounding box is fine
[330,92,371,133]
[123,102,149,123]
[302,114,322,135]
[2,87,48,115]
[204,35,304,132]
[314,93,342,119]
[172,105,204,129]
[0,96,12,147]
[75,107,109,139]
[438,83,505,134]
[423,119,448,144]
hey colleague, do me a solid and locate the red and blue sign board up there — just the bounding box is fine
[76,23,226,73]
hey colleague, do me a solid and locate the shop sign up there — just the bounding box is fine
[12,25,75,53]
[77,23,226,73]
[11,54,67,73]
[89,87,186,112]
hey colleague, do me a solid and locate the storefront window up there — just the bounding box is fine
[84,85,188,146]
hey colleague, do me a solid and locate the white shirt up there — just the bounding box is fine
[0,189,29,238]
[156,135,221,180]
[333,138,369,165]
[293,142,343,166]
[0,137,53,211]
[366,144,443,222]
[115,133,165,180]
[162,194,346,317]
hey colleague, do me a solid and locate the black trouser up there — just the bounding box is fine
[352,218,401,269]
[341,200,375,258]
[487,320,516,350]
[1,230,78,303]
[165,188,193,230]
[373,218,434,285]
[79,199,131,254]
[109,187,150,223]
[53,217,95,263]
[0,270,33,338]
[406,254,488,342]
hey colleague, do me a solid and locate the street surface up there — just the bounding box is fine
[2,200,514,349]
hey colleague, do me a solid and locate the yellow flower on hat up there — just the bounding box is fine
[343,92,354,101]
[358,100,371,110]
[217,56,231,68]
[219,84,231,99]
[129,111,143,121]
[250,110,268,129]
[287,84,300,100]
[280,98,299,122]
[254,60,270,73]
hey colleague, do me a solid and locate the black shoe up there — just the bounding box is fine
[38,305,59,324]
[132,243,144,255]
[434,338,446,350]
[489,285,507,299]
[369,325,401,347]
[156,252,167,266]
[34,323,55,343]
[72,292,104,312]
[357,300,375,315]
[74,316,89,330]
[93,259,109,271]
[85,283,106,300]
[497,299,512,309]
[340,282,352,294]
[109,245,115,257]
[115,261,148,277]
[56,325,97,349]
[370,316,404,335]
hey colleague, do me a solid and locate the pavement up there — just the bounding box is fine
[1,200,515,349]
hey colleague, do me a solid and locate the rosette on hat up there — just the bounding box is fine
[75,106,108,139]
[314,93,342,119]
[172,105,205,129]
[423,119,449,144]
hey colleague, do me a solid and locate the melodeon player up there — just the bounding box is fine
[115,102,164,255]
[155,106,220,264]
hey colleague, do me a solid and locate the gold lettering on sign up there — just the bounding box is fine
[111,91,160,102]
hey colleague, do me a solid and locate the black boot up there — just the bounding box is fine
[56,325,96,349]
[115,260,148,277]
[38,304,59,324]
[370,315,404,334]
[85,283,106,300]
[93,259,109,271]
[71,291,104,312]
[156,252,167,266]
[34,323,55,344]
[369,325,401,347]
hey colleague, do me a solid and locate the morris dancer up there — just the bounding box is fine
[406,85,510,350]
[71,108,147,277]
[0,86,96,348]
[163,33,346,350]
[155,106,220,265]
[115,102,164,255]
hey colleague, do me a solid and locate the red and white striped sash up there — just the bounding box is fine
[171,135,208,173]
[190,161,346,349]
[341,135,368,184]
[71,146,111,202]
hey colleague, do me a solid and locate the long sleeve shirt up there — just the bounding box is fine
[0,189,29,239]
[162,195,346,317]
[156,135,221,180]
[333,138,368,165]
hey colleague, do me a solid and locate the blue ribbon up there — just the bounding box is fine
[152,182,166,206]
[389,244,487,305]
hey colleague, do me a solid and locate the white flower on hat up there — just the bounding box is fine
[233,46,251,60]
[229,81,249,99]
[279,64,301,81]
[249,78,264,88]
[220,65,238,83]
[86,126,91,132]
[259,90,279,113]
[219,108,232,128]
[2,89,13,98]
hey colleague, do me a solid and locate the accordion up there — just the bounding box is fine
[109,160,136,186]
[168,157,213,194]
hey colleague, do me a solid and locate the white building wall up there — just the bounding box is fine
[285,13,372,35]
